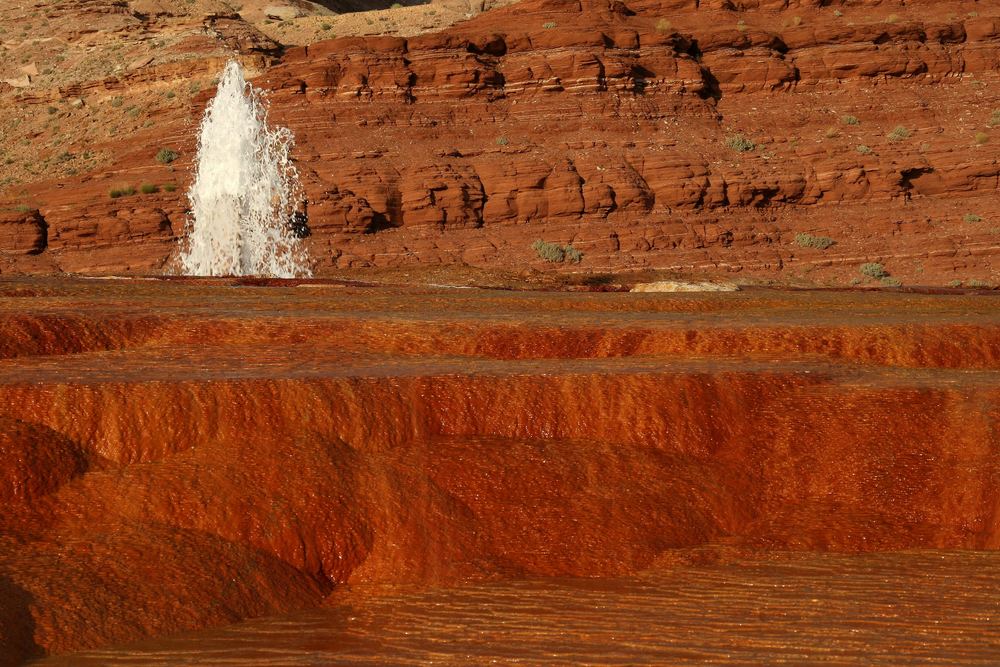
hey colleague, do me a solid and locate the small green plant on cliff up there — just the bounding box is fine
[964,213,983,223]
[320,22,332,30]
[885,14,901,24]
[988,110,1000,128]
[109,186,136,199]
[841,115,859,125]
[163,183,178,192]
[857,144,873,155]
[881,276,902,287]
[496,136,509,146]
[140,183,159,194]
[13,203,31,213]
[542,21,557,29]
[156,148,179,164]
[886,125,910,143]
[967,279,993,289]
[860,262,888,279]
[975,132,990,145]
[564,245,583,263]
[655,18,672,33]
[109,96,124,108]
[531,240,584,264]
[725,134,755,152]
[532,240,565,263]
[795,233,835,250]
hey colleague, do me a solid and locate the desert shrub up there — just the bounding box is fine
[833,9,843,17]
[860,262,888,279]
[14,203,31,212]
[880,276,902,287]
[725,134,755,152]
[856,144,873,155]
[795,233,835,249]
[989,110,1000,128]
[885,14,900,24]
[156,148,179,164]
[975,132,989,145]
[109,96,123,108]
[886,125,910,142]
[948,280,962,288]
[655,18,672,33]
[542,21,557,29]
[532,240,565,263]
[320,22,332,30]
[140,183,159,194]
[736,19,747,31]
[841,115,859,125]
[126,106,141,119]
[824,127,839,139]
[163,183,178,192]
[531,240,583,264]
[564,245,583,263]
[391,2,402,6]
[967,279,992,289]
[109,186,136,199]
[165,90,176,99]
[47,106,57,115]
[496,136,509,146]
[964,213,983,223]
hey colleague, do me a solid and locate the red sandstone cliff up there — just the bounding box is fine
[1,0,1000,284]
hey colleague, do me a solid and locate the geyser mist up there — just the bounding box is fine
[179,60,310,277]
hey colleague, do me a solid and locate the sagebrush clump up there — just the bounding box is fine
[532,240,584,264]
[156,148,179,164]
[795,233,835,250]
[860,262,888,279]
[109,186,136,199]
[886,126,910,142]
[725,134,755,152]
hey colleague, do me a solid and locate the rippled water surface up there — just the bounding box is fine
[44,551,1000,665]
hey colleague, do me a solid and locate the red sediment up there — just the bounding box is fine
[0,278,999,659]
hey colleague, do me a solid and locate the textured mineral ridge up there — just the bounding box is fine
[1,277,1000,661]
[0,0,998,286]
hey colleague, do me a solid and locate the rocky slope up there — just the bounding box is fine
[1,0,999,285]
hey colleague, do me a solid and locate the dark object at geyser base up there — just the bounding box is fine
[290,211,310,238]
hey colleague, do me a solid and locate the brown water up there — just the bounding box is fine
[4,279,1000,663]
[42,551,1000,665]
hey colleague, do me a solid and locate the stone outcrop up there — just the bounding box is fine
[1,0,999,285]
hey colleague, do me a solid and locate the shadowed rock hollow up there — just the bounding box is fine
[0,277,998,660]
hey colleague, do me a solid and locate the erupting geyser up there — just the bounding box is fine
[179,60,310,277]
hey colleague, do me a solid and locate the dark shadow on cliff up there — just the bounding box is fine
[0,574,42,666]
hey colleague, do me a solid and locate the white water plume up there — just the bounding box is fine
[179,60,310,277]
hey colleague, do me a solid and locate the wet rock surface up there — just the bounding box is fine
[0,277,998,659]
